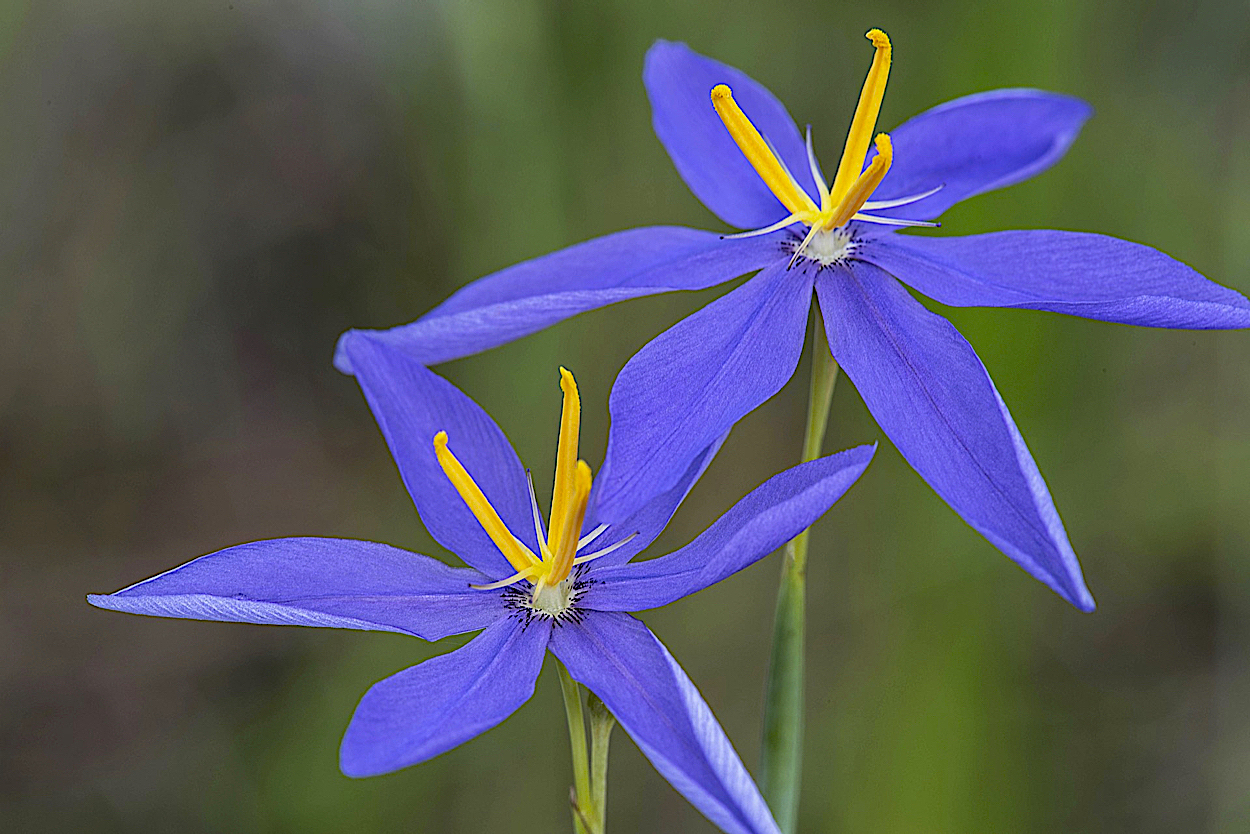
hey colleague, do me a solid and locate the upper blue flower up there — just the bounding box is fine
[89,333,875,834]
[333,30,1250,612]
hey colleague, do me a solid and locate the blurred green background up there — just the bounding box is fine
[3,0,1249,831]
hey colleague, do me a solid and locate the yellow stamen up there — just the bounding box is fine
[829,29,891,204]
[823,134,893,230]
[436,367,605,596]
[434,431,539,574]
[547,460,592,585]
[711,84,819,218]
[548,367,581,556]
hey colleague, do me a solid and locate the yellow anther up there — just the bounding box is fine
[829,29,892,204]
[823,134,893,230]
[437,367,605,594]
[711,84,819,218]
[548,367,581,556]
[547,460,592,585]
[434,431,539,574]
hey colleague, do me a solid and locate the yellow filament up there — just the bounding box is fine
[548,367,581,554]
[823,134,893,230]
[470,565,540,591]
[434,431,539,574]
[711,84,818,218]
[829,29,892,204]
[546,461,592,585]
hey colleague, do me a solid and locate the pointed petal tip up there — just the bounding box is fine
[1034,559,1095,613]
[338,741,394,779]
[644,38,690,59]
[333,328,363,375]
[87,592,142,614]
[643,39,696,80]
[337,750,369,779]
[826,441,878,484]
[853,440,879,464]
[1070,583,1097,613]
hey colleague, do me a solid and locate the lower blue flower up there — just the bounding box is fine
[88,333,875,834]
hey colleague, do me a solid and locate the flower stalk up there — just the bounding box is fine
[588,692,616,833]
[761,310,839,833]
[558,666,615,834]
[558,659,595,834]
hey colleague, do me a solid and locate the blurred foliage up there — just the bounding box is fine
[2,0,1248,832]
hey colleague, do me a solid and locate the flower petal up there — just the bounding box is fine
[870,89,1092,221]
[866,230,1250,328]
[334,229,783,371]
[343,333,534,578]
[87,538,503,641]
[551,612,780,834]
[583,433,727,569]
[582,446,874,611]
[817,261,1095,610]
[340,616,550,777]
[596,264,813,524]
[644,40,815,230]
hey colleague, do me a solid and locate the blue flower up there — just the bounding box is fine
[333,30,1250,612]
[89,333,874,834]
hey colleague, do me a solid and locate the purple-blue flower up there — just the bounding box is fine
[333,30,1250,612]
[89,332,874,834]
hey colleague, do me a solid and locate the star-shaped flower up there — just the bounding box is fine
[334,30,1250,611]
[89,333,874,834]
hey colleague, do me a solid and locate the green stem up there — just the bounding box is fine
[760,311,839,833]
[588,693,616,833]
[557,659,594,834]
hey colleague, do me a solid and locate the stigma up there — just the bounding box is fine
[434,368,633,616]
[710,29,937,264]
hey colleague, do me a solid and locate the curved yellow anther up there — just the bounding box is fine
[823,134,893,230]
[711,84,819,218]
[829,29,892,204]
[548,367,581,554]
[434,431,539,574]
[547,460,592,585]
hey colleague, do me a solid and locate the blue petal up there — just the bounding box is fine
[87,538,504,641]
[583,434,727,569]
[334,229,783,371]
[343,333,535,578]
[551,612,780,834]
[817,262,1095,611]
[870,89,1092,221]
[596,264,813,524]
[583,446,875,611]
[866,230,1250,329]
[340,616,550,777]
[644,41,815,230]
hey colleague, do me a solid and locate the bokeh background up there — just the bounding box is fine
[4,0,1249,831]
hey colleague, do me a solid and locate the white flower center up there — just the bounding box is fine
[531,577,575,616]
[801,227,855,266]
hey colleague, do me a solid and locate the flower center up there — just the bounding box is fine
[500,567,595,625]
[801,227,856,266]
[530,578,574,614]
[434,368,635,598]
